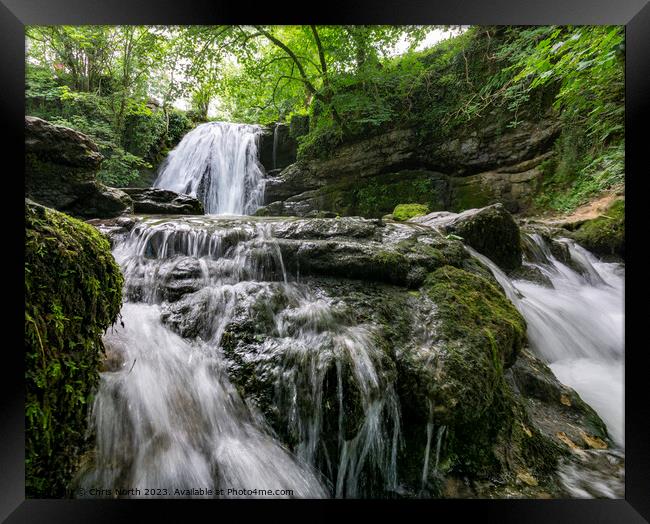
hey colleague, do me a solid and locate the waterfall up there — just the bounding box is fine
[153,122,265,215]
[465,234,624,446]
[79,212,624,498]
[79,217,400,498]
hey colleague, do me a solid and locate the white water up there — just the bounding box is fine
[81,302,327,498]
[153,122,265,215]
[466,235,625,447]
[80,206,624,498]
[80,217,400,498]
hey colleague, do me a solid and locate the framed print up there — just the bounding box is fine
[4,0,649,521]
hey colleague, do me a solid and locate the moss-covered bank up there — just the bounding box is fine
[25,200,123,497]
[571,199,625,259]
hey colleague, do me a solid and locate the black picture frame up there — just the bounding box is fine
[4,1,649,521]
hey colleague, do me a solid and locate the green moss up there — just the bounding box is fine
[424,265,526,380]
[392,203,430,221]
[419,266,528,476]
[572,199,625,258]
[25,201,123,497]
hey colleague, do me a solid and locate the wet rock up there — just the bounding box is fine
[269,217,469,288]
[509,264,553,288]
[63,181,133,219]
[254,197,317,217]
[507,349,611,450]
[411,203,522,272]
[118,187,204,215]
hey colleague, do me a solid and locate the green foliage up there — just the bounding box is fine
[478,26,625,212]
[26,27,194,187]
[392,203,430,221]
[512,26,624,144]
[535,142,624,212]
[26,24,624,209]
[25,202,123,497]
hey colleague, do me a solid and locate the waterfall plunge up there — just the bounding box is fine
[154,122,265,215]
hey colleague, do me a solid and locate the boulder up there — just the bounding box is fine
[118,187,204,215]
[25,116,132,218]
[63,181,133,219]
[25,200,123,497]
[411,203,523,272]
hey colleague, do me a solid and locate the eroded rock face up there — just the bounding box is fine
[432,119,561,176]
[25,116,133,218]
[411,203,522,272]
[118,187,204,215]
[91,213,608,497]
[257,115,560,218]
[258,117,310,172]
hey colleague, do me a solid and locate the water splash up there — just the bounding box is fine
[154,122,265,215]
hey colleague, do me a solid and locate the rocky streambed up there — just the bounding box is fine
[75,211,622,498]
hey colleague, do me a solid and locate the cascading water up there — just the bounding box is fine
[465,234,624,446]
[78,217,401,498]
[153,122,265,215]
[465,233,624,497]
[77,210,626,499]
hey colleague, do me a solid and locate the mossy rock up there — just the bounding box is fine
[395,265,539,484]
[393,203,430,221]
[412,204,523,272]
[571,199,624,259]
[25,200,123,497]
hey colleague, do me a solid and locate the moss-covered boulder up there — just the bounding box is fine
[393,266,553,487]
[393,203,430,221]
[571,199,624,259]
[25,200,123,497]
[411,203,523,272]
